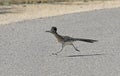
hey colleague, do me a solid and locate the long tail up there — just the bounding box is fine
[74,38,98,43]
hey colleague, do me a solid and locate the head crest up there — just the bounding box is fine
[51,26,57,32]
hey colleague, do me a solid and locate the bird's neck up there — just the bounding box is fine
[53,32,60,37]
[53,32,63,42]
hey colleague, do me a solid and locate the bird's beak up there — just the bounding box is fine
[45,30,51,33]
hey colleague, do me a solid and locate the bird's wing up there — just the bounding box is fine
[62,36,74,42]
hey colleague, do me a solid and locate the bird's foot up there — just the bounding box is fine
[76,49,80,52]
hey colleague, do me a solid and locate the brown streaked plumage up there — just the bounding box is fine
[46,26,98,55]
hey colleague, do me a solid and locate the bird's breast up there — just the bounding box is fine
[54,34,63,43]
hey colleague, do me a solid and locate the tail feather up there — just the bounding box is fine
[74,38,98,43]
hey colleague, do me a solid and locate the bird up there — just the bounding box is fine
[46,26,98,55]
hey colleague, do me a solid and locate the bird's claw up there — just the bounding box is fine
[76,49,80,52]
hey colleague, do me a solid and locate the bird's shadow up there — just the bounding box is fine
[66,53,105,58]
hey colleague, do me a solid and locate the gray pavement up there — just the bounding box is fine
[0,8,120,76]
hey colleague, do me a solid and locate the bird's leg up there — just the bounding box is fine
[72,44,80,52]
[52,44,64,55]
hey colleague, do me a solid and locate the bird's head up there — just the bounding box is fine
[46,26,57,34]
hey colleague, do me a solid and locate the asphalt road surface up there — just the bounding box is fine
[0,8,120,76]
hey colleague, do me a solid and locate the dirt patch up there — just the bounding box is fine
[0,0,120,25]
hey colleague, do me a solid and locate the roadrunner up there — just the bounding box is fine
[46,27,98,55]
